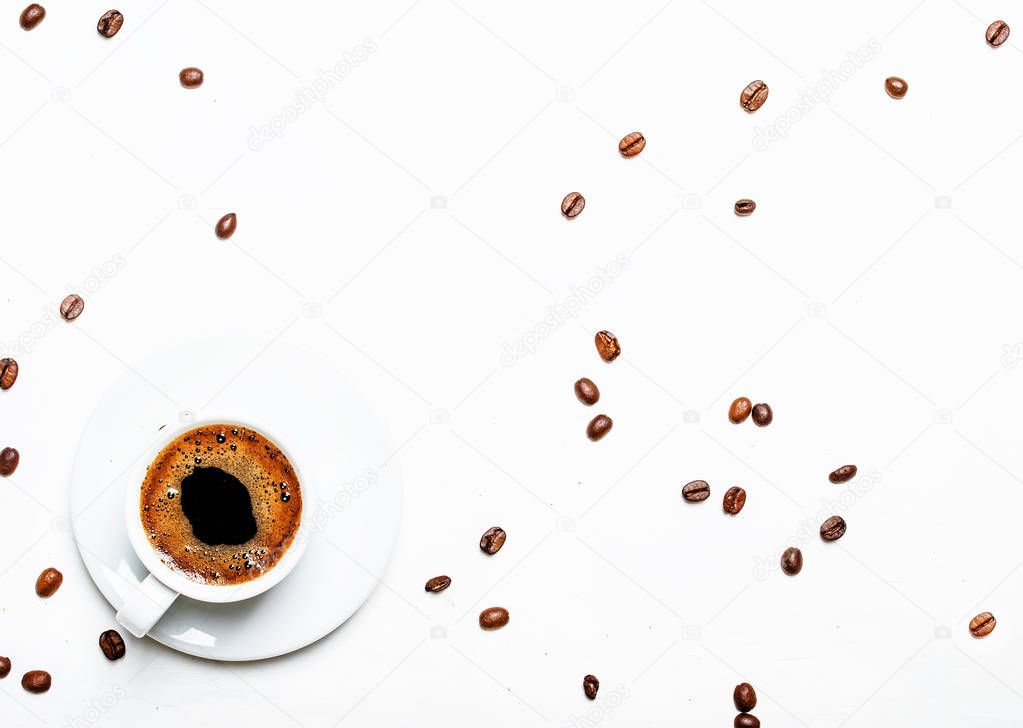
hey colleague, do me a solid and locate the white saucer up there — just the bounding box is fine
[69,335,402,661]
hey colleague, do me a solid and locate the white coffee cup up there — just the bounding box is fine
[116,420,310,638]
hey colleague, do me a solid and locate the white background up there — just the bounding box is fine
[1,1,1022,726]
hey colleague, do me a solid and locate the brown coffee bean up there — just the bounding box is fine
[594,331,621,362]
[987,20,1010,47]
[19,4,45,30]
[35,567,62,597]
[0,447,19,476]
[561,192,586,218]
[479,606,509,630]
[728,397,752,424]
[425,575,451,593]
[179,67,204,88]
[884,76,908,99]
[618,132,645,157]
[587,414,613,441]
[820,515,847,542]
[215,212,237,240]
[751,403,773,427]
[97,9,123,37]
[0,656,10,678]
[682,480,711,503]
[98,630,126,661]
[829,465,857,484]
[0,358,18,390]
[480,527,506,555]
[575,378,600,405]
[60,294,84,321]
[734,199,756,216]
[723,486,746,515]
[740,80,768,112]
[970,611,996,638]
[583,674,599,700]
[733,682,757,712]
[735,715,760,728]
[21,670,50,693]
[781,546,803,575]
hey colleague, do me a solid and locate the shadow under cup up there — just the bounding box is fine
[117,421,309,636]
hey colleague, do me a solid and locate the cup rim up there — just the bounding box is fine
[123,417,310,604]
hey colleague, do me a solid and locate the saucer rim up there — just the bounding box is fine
[69,335,403,661]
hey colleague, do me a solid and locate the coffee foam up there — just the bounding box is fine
[139,424,302,586]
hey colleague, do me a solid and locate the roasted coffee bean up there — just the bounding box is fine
[734,682,757,712]
[820,515,847,542]
[480,527,507,555]
[425,575,451,593]
[21,670,50,693]
[987,20,1010,47]
[0,447,19,476]
[583,674,599,700]
[98,630,125,661]
[734,715,760,728]
[970,611,996,638]
[215,212,237,240]
[884,76,908,99]
[618,132,645,157]
[682,479,711,502]
[97,9,123,37]
[734,199,756,216]
[60,294,84,321]
[723,486,746,515]
[35,567,62,597]
[587,414,613,441]
[751,403,773,427]
[729,397,752,424]
[479,606,510,630]
[829,465,857,484]
[0,358,18,390]
[19,4,45,30]
[740,80,768,112]
[594,331,621,362]
[561,192,586,218]
[0,656,10,678]
[179,67,204,88]
[575,378,600,405]
[781,546,803,575]
[19,670,49,694]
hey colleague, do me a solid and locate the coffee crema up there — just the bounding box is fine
[139,424,302,586]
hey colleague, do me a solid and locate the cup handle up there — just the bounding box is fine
[115,573,179,638]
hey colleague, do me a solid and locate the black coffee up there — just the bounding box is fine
[140,424,302,585]
[181,467,258,545]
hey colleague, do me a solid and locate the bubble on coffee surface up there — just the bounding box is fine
[139,424,302,585]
